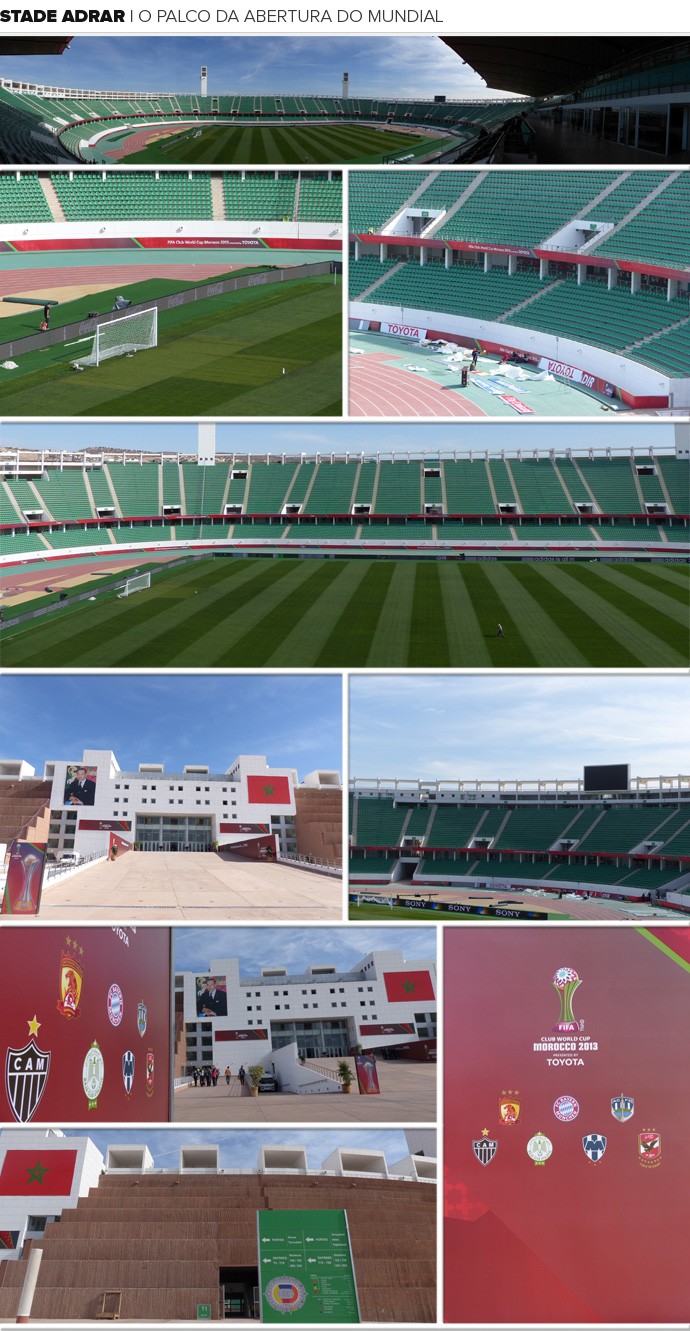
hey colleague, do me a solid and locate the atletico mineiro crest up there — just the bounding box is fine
[5,1037,51,1124]
[472,1132,498,1165]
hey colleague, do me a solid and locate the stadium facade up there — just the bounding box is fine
[0,1128,436,1321]
[349,169,690,411]
[0,748,340,865]
[176,946,437,1080]
[1,438,688,571]
[349,768,690,912]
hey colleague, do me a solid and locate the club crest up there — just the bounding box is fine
[526,1132,553,1166]
[137,1002,147,1038]
[499,1090,520,1125]
[122,1050,135,1097]
[472,1133,497,1165]
[146,1048,155,1097]
[5,1037,51,1123]
[583,1133,607,1163]
[107,984,123,1027]
[638,1131,662,1167]
[611,1094,634,1123]
[82,1041,104,1111]
[553,1095,579,1123]
[57,945,83,1020]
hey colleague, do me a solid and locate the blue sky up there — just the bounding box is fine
[52,1126,427,1170]
[0,35,514,99]
[350,674,690,781]
[0,421,676,456]
[0,675,342,776]
[174,924,436,973]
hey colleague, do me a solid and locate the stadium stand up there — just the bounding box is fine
[349,775,690,907]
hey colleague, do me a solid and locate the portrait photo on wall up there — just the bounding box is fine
[63,764,98,807]
[195,975,228,1018]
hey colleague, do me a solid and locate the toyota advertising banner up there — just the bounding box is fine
[258,1210,360,1324]
[0,926,172,1123]
[444,926,690,1323]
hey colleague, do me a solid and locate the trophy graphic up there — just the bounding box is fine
[552,966,581,1032]
[13,846,42,912]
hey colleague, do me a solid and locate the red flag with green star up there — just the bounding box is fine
[0,1150,77,1195]
[383,971,435,1003]
[247,775,291,805]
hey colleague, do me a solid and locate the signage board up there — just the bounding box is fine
[257,1209,359,1323]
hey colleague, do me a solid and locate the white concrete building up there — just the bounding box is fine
[177,948,437,1084]
[0,1129,104,1263]
[40,749,339,861]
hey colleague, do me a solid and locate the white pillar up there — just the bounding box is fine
[16,1248,43,1323]
[379,242,387,261]
[577,264,586,286]
[630,270,641,294]
[484,252,490,273]
[444,248,451,270]
[539,258,549,280]
[667,278,679,301]
[419,247,426,267]
[607,267,617,290]
[354,240,360,260]
[508,254,517,276]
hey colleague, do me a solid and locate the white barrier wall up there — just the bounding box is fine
[351,299,688,405]
[0,219,341,243]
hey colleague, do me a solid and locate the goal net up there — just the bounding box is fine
[118,572,151,598]
[74,307,158,368]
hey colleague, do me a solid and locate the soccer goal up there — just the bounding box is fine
[117,572,151,598]
[74,307,158,368]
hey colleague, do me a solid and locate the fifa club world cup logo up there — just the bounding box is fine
[552,966,582,1032]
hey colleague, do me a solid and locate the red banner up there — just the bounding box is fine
[108,832,132,861]
[79,819,131,831]
[0,1149,77,1196]
[383,970,435,1003]
[216,1028,268,1041]
[219,822,269,834]
[359,1023,415,1036]
[0,926,171,1123]
[355,1053,380,1095]
[1,841,46,916]
[247,775,291,805]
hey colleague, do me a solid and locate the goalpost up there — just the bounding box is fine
[74,307,158,369]
[117,572,151,598]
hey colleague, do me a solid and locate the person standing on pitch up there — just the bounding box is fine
[497,623,505,637]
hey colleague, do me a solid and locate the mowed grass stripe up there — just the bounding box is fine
[534,564,688,665]
[263,560,374,666]
[483,563,591,666]
[366,563,417,665]
[111,559,305,666]
[409,563,450,667]
[317,562,398,666]
[583,562,690,627]
[504,563,645,667]
[438,563,492,665]
[204,561,353,666]
[607,561,690,605]
[462,565,539,666]
[562,564,689,657]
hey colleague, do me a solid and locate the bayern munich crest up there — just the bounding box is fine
[107,983,123,1027]
[264,1276,308,1314]
[5,1034,51,1124]
[526,1132,553,1166]
[553,1095,580,1123]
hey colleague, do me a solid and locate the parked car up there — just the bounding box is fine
[257,1074,279,1094]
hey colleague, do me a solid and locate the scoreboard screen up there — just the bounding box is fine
[583,762,630,791]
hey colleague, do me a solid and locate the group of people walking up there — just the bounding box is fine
[190,1064,246,1088]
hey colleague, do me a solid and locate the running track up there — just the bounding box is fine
[0,261,244,299]
[0,551,183,605]
[349,351,487,417]
[356,885,669,921]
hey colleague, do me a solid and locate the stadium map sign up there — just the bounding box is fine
[258,1210,360,1323]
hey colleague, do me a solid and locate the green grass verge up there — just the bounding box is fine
[0,275,341,416]
[124,122,447,165]
[348,903,565,921]
[1,556,687,667]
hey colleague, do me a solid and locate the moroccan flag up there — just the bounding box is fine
[0,1150,77,1196]
[384,971,435,1003]
[247,774,291,805]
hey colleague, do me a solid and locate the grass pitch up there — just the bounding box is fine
[2,556,687,668]
[125,122,450,165]
[0,275,341,416]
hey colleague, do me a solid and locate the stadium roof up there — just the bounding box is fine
[441,37,685,99]
[0,36,71,56]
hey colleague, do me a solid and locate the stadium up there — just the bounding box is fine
[349,168,690,417]
[0,1127,436,1322]
[0,37,688,166]
[0,167,342,416]
[348,765,690,921]
[0,427,688,668]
